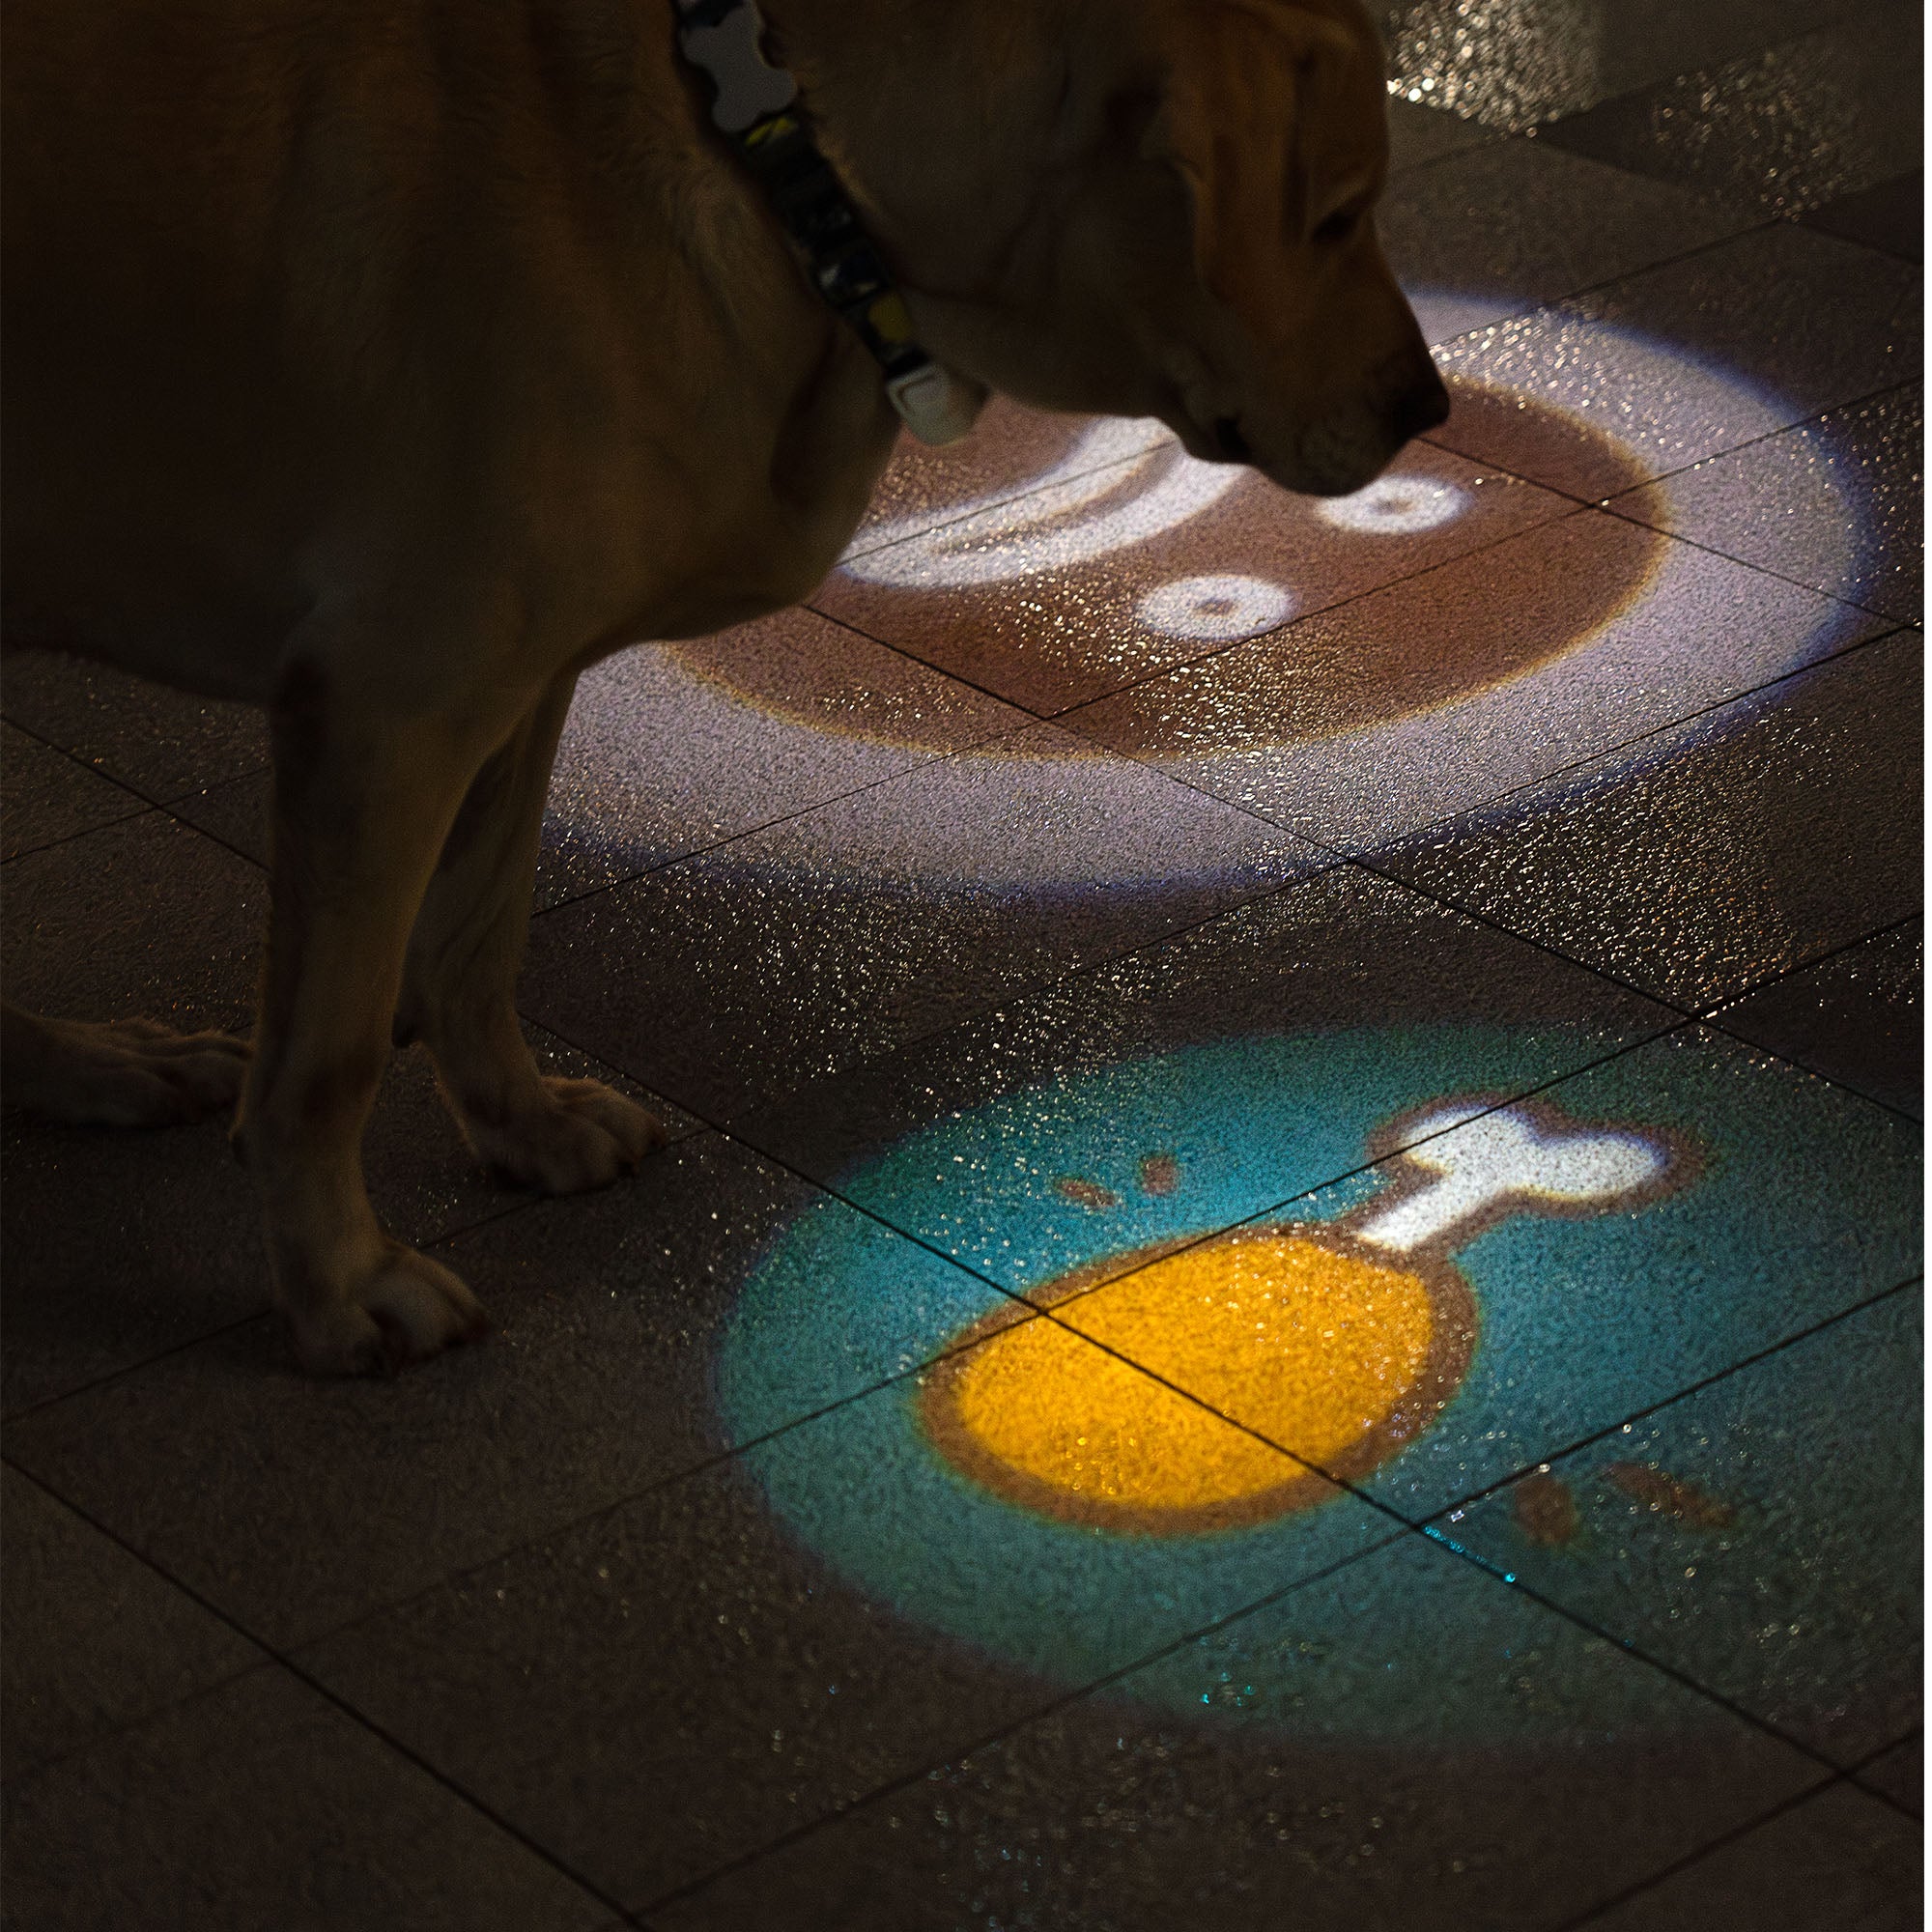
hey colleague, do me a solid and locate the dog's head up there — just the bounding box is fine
[845,0,1444,496]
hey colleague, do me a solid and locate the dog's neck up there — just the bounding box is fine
[753,0,1094,300]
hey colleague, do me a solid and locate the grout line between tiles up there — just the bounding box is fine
[0,1451,639,1923]
[630,1524,1422,1918]
[1418,1273,1922,1526]
[1552,1768,1861,1929]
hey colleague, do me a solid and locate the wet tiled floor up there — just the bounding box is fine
[1,3,1920,1926]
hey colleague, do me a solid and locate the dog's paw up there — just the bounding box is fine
[287,1243,490,1378]
[6,1014,250,1127]
[463,1076,667,1194]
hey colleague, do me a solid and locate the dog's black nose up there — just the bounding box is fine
[1391,366,1452,443]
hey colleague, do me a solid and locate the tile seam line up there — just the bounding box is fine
[520,835,1350,1112]
[5,921,1902,1558]
[5,1014,1904,1655]
[703,899,1910,1337]
[0,801,158,868]
[1522,0,1927,136]
[627,1526,1423,1918]
[0,1171,606,1430]
[817,497,1623,724]
[1048,585,1909,809]
[1416,361,1924,522]
[0,706,272,815]
[525,695,1312,924]
[1048,616,1911,867]
[1018,1242,1923,1751]
[4,1082,1911,1675]
[0,1458,639,1926]
[1338,844,1923,1051]
[1553,1764,1897,1929]
[0,713,167,813]
[1417,1271,1923,1526]
[0,1467,274,1783]
[502,711,1050,922]
[7,1178,1904,1849]
[708,1018,1917,1545]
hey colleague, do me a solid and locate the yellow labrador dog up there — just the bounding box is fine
[2,0,1446,1373]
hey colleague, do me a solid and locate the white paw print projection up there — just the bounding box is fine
[920,1096,1686,1534]
[556,290,1870,888]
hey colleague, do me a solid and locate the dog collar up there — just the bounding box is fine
[673,0,983,446]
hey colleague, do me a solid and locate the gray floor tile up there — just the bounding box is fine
[1,1665,612,1932]
[1,1134,996,1646]
[1052,1026,1921,1520]
[1432,1287,1921,1766]
[1380,0,1873,130]
[1381,139,1747,345]
[1,1465,262,1782]
[1855,1733,1923,1814]
[1578,1778,1920,1930]
[1536,3,1922,216]
[1801,169,1924,260]
[0,652,268,803]
[298,1382,1397,1913]
[1432,224,1921,499]
[0,1112,269,1415]
[0,810,263,1039]
[1384,97,1500,173]
[656,1535,1825,1932]
[734,864,1678,1290]
[1714,918,1920,1118]
[1378,631,1922,1010]
[1062,508,1885,852]
[1607,383,1921,623]
[522,725,1327,1120]
[1,723,147,861]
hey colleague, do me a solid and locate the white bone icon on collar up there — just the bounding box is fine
[1347,1099,1681,1258]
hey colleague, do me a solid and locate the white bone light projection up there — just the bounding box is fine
[1351,1101,1674,1254]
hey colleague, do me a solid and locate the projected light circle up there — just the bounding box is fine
[717,1028,1916,1735]
[1316,474,1469,532]
[1135,573,1296,641]
[555,297,1870,887]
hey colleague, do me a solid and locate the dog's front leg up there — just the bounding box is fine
[236,658,526,1376]
[396,668,665,1192]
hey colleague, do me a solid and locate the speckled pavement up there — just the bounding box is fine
[2,3,1920,1927]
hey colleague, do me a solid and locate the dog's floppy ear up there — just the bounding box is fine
[1140,0,1359,308]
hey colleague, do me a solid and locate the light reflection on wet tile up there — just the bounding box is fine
[1436,1286,1921,1767]
[1580,1781,1920,1931]
[1062,510,1879,852]
[1713,917,1921,1117]
[657,1534,1823,1932]
[293,1376,1392,1913]
[1381,0,1874,130]
[1431,225,1920,496]
[1538,4,1921,216]
[734,866,1677,1292]
[1378,140,1746,341]
[1379,631,1922,1011]
[524,725,1323,1120]
[1609,383,1922,621]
